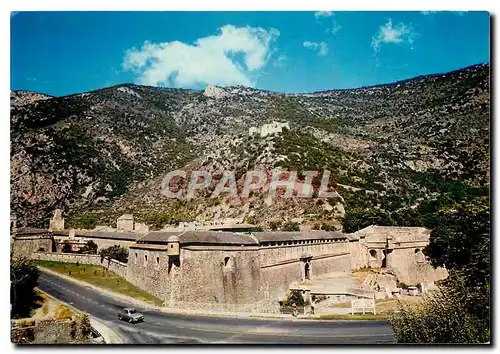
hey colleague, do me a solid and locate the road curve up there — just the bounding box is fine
[37,270,396,344]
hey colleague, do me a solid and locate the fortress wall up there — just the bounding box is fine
[54,236,136,251]
[348,239,369,269]
[388,247,448,285]
[260,262,303,307]
[168,248,262,309]
[30,252,128,278]
[12,237,53,258]
[312,253,351,276]
[258,240,350,266]
[126,248,170,303]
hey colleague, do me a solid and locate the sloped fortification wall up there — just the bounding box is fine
[126,247,170,303]
[389,247,448,285]
[348,238,369,270]
[127,239,356,313]
[170,247,264,311]
[258,240,352,305]
[128,246,265,311]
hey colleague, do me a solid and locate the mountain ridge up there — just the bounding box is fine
[10,63,490,231]
[12,62,489,98]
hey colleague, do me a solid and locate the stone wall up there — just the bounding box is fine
[353,225,448,285]
[127,247,171,303]
[348,238,369,269]
[31,252,128,278]
[126,239,358,313]
[257,240,352,305]
[388,247,448,285]
[53,236,135,252]
[12,237,54,258]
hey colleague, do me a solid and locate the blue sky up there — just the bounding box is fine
[11,11,490,96]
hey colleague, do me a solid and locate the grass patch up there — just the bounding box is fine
[318,313,388,320]
[16,319,35,327]
[35,260,163,306]
[54,304,74,321]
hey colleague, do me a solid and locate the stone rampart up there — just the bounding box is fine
[31,252,128,278]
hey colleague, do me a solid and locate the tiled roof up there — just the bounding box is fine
[253,230,346,243]
[137,231,258,246]
[15,227,50,235]
[52,230,140,241]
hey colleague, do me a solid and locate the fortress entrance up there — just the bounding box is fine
[300,254,313,281]
[304,263,310,280]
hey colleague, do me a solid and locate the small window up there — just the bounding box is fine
[156,257,160,265]
[369,249,377,259]
[223,256,233,270]
[170,244,174,248]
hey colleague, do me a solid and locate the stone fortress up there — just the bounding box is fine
[12,210,448,313]
[248,121,290,138]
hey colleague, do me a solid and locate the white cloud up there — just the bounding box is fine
[314,11,334,19]
[422,11,466,16]
[327,20,342,35]
[123,25,280,88]
[371,19,416,52]
[273,55,287,68]
[303,41,328,56]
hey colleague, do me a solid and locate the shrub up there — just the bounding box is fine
[284,290,306,307]
[78,240,98,254]
[269,220,282,231]
[397,281,409,290]
[282,221,300,232]
[72,313,92,340]
[61,241,73,253]
[389,275,490,343]
[17,319,35,328]
[99,245,128,263]
[11,257,40,318]
[54,304,73,321]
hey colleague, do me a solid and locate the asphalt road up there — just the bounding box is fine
[37,271,396,344]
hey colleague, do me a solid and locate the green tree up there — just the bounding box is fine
[342,209,394,233]
[390,197,490,343]
[62,240,73,253]
[78,240,98,254]
[390,274,490,343]
[99,245,128,264]
[425,198,490,288]
[11,257,40,318]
